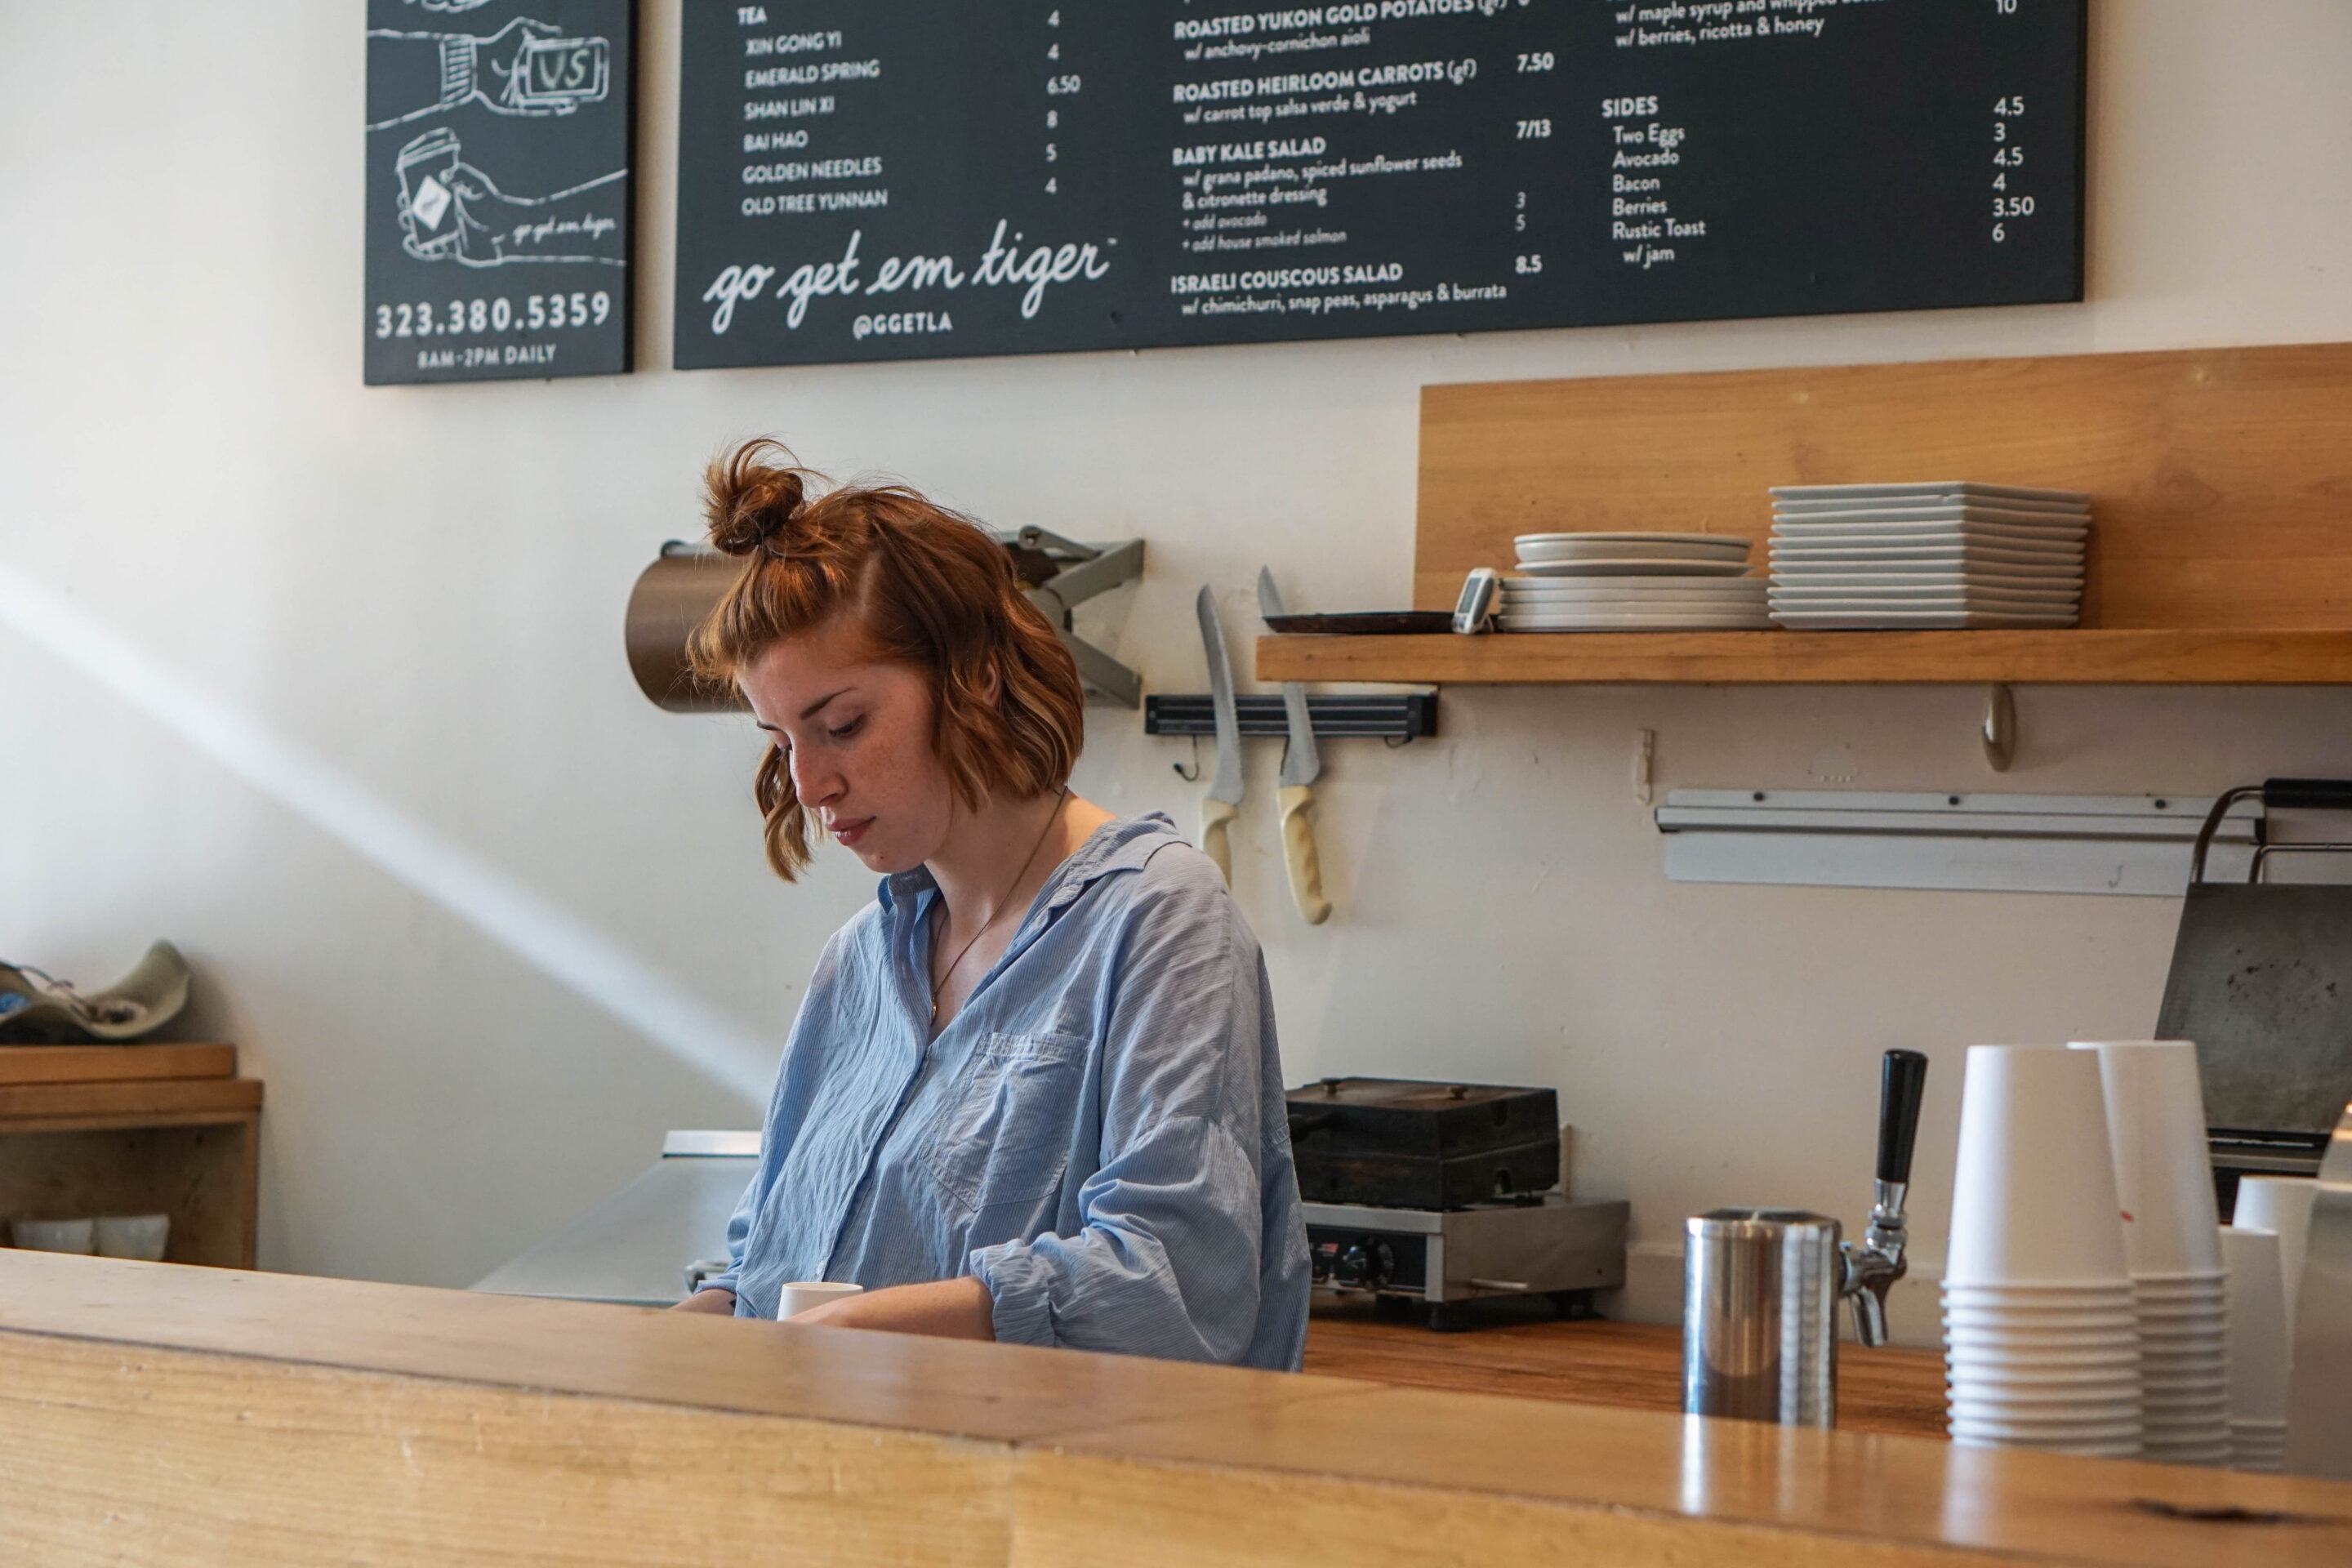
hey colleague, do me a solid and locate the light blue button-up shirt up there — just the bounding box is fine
[703,813,1311,1370]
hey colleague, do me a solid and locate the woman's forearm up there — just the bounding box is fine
[669,1287,737,1315]
[790,1276,995,1339]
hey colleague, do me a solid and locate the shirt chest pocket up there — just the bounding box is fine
[920,1031,1089,1213]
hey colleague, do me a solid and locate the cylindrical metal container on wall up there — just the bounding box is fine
[1684,1209,1842,1428]
[625,545,744,713]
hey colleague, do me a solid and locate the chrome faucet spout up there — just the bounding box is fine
[1840,1177,1910,1348]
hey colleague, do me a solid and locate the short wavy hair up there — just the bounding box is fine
[687,439,1086,881]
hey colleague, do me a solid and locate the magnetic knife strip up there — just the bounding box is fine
[1144,693,1437,742]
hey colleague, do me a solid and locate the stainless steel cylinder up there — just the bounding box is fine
[1683,1209,1842,1428]
[2287,1104,2352,1477]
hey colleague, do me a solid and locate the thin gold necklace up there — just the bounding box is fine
[929,789,1067,1025]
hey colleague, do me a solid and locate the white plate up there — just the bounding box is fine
[1524,541,1749,564]
[1503,577,1767,595]
[1771,610,2078,629]
[1502,614,1776,631]
[1768,571,2085,589]
[1773,519,2089,542]
[1768,505,2088,523]
[1512,559,1756,577]
[1503,600,1769,615]
[1516,532,1749,549]
[1771,482,2090,506]
[1770,600,2081,615]
[1771,586,2080,604]
[1770,547,2085,567]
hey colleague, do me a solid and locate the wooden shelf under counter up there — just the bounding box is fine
[1258,626,2352,686]
[0,1044,261,1268]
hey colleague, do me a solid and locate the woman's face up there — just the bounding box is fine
[738,616,954,875]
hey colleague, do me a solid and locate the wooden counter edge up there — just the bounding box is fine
[4,1254,2349,1566]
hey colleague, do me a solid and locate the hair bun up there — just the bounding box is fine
[705,439,809,557]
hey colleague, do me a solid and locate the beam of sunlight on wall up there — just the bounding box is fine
[0,560,774,1104]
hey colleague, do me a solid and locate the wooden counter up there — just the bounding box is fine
[1305,1297,1948,1439]
[3,1252,2349,1567]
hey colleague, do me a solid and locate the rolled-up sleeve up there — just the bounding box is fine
[693,1170,758,1302]
[966,866,1271,1363]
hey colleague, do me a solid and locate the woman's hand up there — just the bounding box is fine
[789,1276,995,1340]
[669,1287,737,1315]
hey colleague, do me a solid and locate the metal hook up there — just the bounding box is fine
[1981,684,2016,773]
[1171,734,1202,783]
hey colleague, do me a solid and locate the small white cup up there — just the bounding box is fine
[2220,1225,2290,1424]
[93,1214,169,1263]
[10,1218,95,1254]
[2233,1177,2319,1335]
[2067,1041,2223,1276]
[1946,1046,2132,1288]
[778,1281,863,1320]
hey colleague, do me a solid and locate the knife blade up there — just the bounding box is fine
[1196,586,1244,884]
[1254,568,1332,924]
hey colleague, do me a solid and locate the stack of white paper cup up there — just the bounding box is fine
[2220,1224,2289,1472]
[2233,1176,2319,1338]
[1944,1045,2143,1457]
[2069,1040,2230,1466]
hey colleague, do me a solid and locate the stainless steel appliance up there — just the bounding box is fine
[470,1130,755,1307]
[1303,1193,1628,1332]
[2161,778,2352,1196]
[1682,1049,1927,1428]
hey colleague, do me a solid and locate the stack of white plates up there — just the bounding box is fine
[1766,483,2090,630]
[1503,532,1768,631]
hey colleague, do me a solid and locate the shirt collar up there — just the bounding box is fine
[874,811,1184,918]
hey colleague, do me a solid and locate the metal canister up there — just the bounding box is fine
[1683,1209,1842,1428]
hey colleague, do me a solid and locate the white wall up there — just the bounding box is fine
[5,2,2351,1338]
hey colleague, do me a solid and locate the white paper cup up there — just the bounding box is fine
[1944,1307,2139,1331]
[1947,1047,2131,1287]
[1943,1282,2142,1302]
[1948,1361,2143,1385]
[1950,1384,2142,1410]
[778,1281,864,1320]
[93,1214,169,1262]
[2067,1041,2223,1276]
[9,1218,94,1254]
[2233,1178,2319,1337]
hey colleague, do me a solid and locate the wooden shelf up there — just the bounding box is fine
[1258,627,2352,687]
[0,1047,260,1268]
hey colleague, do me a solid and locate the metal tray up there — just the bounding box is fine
[1264,612,1454,635]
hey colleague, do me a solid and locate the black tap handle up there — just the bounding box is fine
[2263,777,2352,813]
[1876,1049,1929,1187]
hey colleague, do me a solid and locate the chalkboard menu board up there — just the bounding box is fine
[365,0,637,385]
[673,0,2082,369]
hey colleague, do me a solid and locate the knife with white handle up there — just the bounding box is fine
[1255,569,1332,924]
[1196,586,1244,883]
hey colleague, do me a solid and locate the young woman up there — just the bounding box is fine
[669,442,1310,1370]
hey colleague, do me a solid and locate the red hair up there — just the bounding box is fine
[688,440,1086,880]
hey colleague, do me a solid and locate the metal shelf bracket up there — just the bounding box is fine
[999,527,1146,709]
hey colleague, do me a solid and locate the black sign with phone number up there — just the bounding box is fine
[363,0,636,385]
[671,0,2083,368]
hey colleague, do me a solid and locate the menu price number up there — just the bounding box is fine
[374,292,613,339]
[1989,93,2030,242]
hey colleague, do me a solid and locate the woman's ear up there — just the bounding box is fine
[977,659,1003,706]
